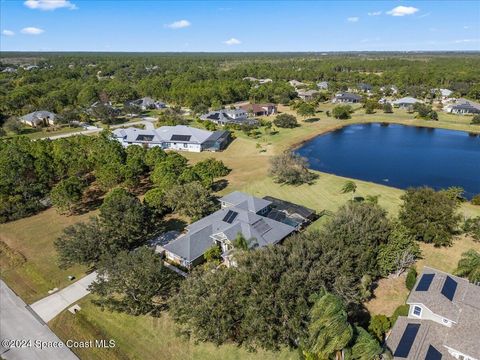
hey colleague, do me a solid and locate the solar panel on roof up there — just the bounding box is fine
[393,323,420,358]
[441,276,457,301]
[253,220,272,235]
[425,345,442,360]
[222,210,238,224]
[416,273,435,291]
[136,134,154,141]
[170,134,191,142]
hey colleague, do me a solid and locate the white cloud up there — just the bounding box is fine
[2,30,15,36]
[165,20,191,29]
[223,38,241,45]
[453,39,479,43]
[368,11,382,16]
[21,27,45,35]
[387,6,419,16]
[347,17,359,22]
[464,26,470,29]
[24,0,77,10]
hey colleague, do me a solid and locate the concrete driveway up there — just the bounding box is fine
[0,281,78,360]
[46,118,156,140]
[30,272,97,323]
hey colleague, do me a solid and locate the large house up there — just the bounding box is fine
[444,99,480,115]
[431,88,453,100]
[19,111,57,127]
[162,192,315,269]
[392,97,422,109]
[386,267,480,360]
[332,92,362,104]
[317,81,328,90]
[242,77,273,85]
[126,97,166,110]
[289,79,307,88]
[112,125,230,152]
[297,89,319,101]
[200,109,258,126]
[238,103,277,116]
[358,83,373,93]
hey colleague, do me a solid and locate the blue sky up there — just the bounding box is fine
[1,0,479,52]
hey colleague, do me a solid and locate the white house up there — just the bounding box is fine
[112,125,230,152]
[317,81,328,90]
[289,79,307,88]
[444,98,480,115]
[200,109,258,126]
[386,267,480,360]
[392,97,422,109]
[431,88,453,100]
[19,111,57,127]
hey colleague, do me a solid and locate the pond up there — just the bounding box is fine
[295,123,480,199]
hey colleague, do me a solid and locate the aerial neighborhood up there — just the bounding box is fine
[1,2,480,359]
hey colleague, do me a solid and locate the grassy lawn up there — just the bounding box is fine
[0,207,93,303]
[50,296,296,360]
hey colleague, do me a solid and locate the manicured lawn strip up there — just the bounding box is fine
[50,297,296,360]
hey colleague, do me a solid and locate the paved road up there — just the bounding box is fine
[0,280,78,360]
[46,118,156,140]
[30,272,97,323]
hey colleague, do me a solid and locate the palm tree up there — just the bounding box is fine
[341,180,357,201]
[351,326,383,360]
[302,292,353,360]
[454,249,480,283]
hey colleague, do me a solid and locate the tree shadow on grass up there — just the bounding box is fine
[211,179,229,192]
[304,117,320,123]
[162,217,188,232]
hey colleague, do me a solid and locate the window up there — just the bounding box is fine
[413,306,422,317]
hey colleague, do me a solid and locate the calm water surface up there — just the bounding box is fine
[295,123,480,198]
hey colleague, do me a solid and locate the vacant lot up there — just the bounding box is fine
[0,208,92,303]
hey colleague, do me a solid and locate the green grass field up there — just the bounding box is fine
[50,297,297,360]
[1,105,480,359]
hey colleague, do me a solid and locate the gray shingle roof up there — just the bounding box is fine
[113,125,215,145]
[220,191,271,213]
[163,192,296,262]
[387,267,480,359]
[20,111,56,124]
[393,97,422,105]
[334,92,362,101]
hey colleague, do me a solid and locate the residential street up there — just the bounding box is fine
[45,118,156,140]
[30,272,97,323]
[0,280,78,360]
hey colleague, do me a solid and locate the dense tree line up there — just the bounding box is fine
[1,53,480,124]
[0,132,229,222]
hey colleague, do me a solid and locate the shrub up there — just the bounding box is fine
[471,194,480,206]
[390,304,409,325]
[383,103,393,113]
[269,151,317,185]
[273,113,298,128]
[463,217,480,241]
[405,267,417,290]
[368,315,391,341]
[332,105,353,119]
[471,115,480,125]
[399,187,461,247]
